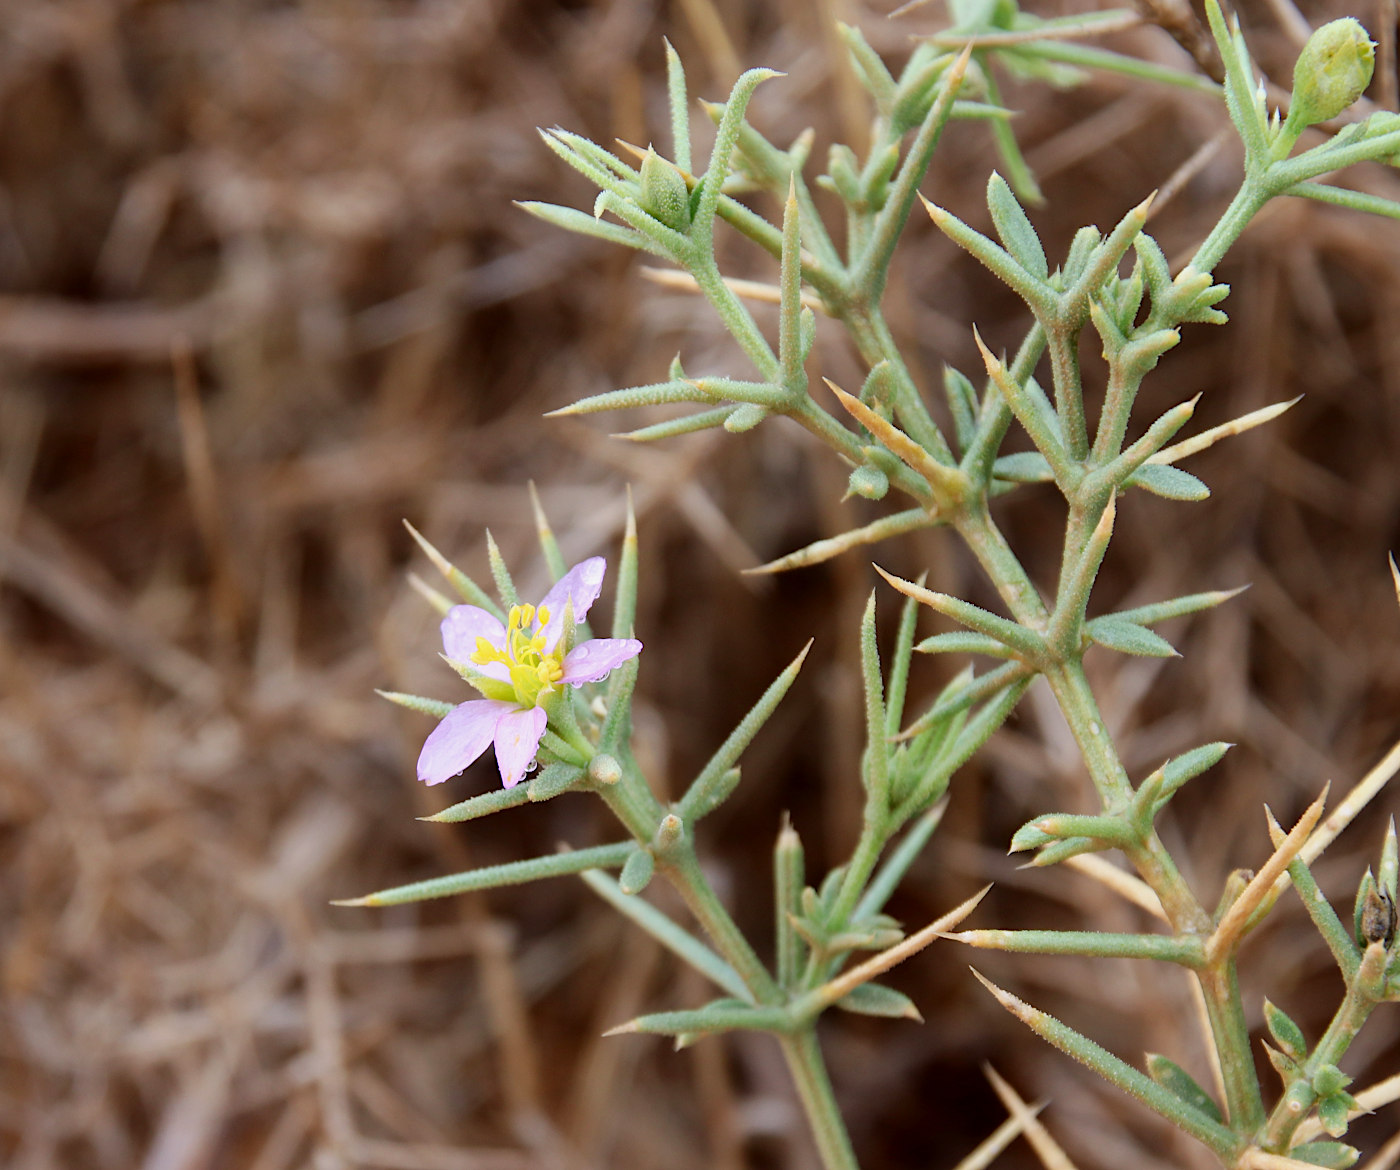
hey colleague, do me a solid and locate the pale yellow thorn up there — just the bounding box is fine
[983,1064,1079,1170]
[1239,1150,1342,1170]
[1149,397,1301,466]
[1281,737,1400,882]
[1064,854,1167,920]
[948,1110,1042,1170]
[639,266,830,313]
[806,885,991,1013]
[1208,787,1328,963]
[1390,553,1400,611]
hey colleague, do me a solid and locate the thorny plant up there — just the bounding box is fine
[340,3,1400,1167]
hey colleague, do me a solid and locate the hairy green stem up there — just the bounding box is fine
[779,1029,861,1170]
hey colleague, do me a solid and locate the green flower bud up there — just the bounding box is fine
[1289,19,1375,128]
[724,403,767,433]
[846,464,889,501]
[638,149,691,232]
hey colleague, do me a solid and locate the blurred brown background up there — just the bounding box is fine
[2,0,1398,1167]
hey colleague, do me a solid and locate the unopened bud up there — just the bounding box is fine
[588,753,622,786]
[639,149,691,233]
[1290,19,1375,128]
[724,403,767,433]
[846,464,889,501]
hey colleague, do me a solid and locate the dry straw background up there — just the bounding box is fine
[2,0,1399,1167]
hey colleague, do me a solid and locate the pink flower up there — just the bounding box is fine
[417,557,642,788]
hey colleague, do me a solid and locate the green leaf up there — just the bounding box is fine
[527,761,587,802]
[1110,587,1247,628]
[334,841,634,906]
[619,846,656,895]
[609,997,793,1039]
[423,783,534,824]
[1264,998,1308,1062]
[916,632,1022,659]
[679,765,742,822]
[679,643,810,816]
[1287,1140,1359,1168]
[836,982,922,1020]
[987,172,1049,280]
[1317,1093,1353,1139]
[1160,742,1232,801]
[971,971,1239,1159]
[1009,817,1057,853]
[546,378,711,417]
[943,365,980,455]
[614,406,735,441]
[1311,1064,1351,1098]
[1127,463,1210,501]
[1087,616,1179,658]
[859,593,890,806]
[992,451,1054,483]
[580,868,752,1001]
[376,690,455,719]
[1145,1055,1224,1123]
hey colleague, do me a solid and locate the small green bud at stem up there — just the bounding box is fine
[846,464,889,501]
[638,149,692,233]
[588,753,622,785]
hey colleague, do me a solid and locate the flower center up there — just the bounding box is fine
[470,603,565,708]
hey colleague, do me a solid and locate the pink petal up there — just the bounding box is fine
[560,637,642,685]
[538,557,606,650]
[441,606,509,681]
[417,699,513,786]
[493,706,549,789]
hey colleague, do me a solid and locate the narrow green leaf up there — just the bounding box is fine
[944,365,980,455]
[600,654,640,750]
[663,39,691,174]
[877,566,1048,664]
[992,451,1054,483]
[746,508,941,575]
[695,68,783,234]
[1264,999,1308,1063]
[618,846,656,895]
[614,406,735,441]
[901,660,1033,737]
[1110,587,1248,628]
[775,817,806,988]
[612,492,639,641]
[680,643,811,814]
[1126,463,1210,501]
[1030,835,1109,867]
[334,842,634,906]
[1146,1054,1224,1123]
[916,632,1021,659]
[1087,616,1179,658]
[924,198,1054,315]
[956,929,1204,966]
[778,183,805,387]
[971,971,1239,1159]
[546,378,711,417]
[516,200,658,255]
[837,22,897,111]
[679,766,742,822]
[885,579,923,740]
[859,593,891,806]
[484,531,519,610]
[1318,1093,1356,1138]
[855,804,945,919]
[1285,853,1360,981]
[527,761,587,802]
[1287,1140,1360,1168]
[377,690,455,719]
[987,172,1049,280]
[1160,742,1232,801]
[836,982,922,1020]
[580,868,752,1001]
[422,783,534,824]
[1289,181,1400,221]
[608,998,793,1038]
[404,521,502,618]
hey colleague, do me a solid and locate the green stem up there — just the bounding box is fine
[657,840,780,1004]
[1261,947,1385,1151]
[779,1029,861,1170]
[1196,963,1266,1135]
[1190,180,1269,274]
